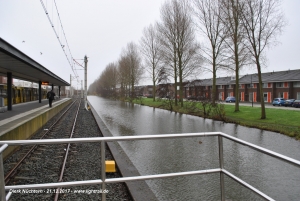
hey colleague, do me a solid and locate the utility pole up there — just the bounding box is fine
[84,55,88,110]
[70,74,72,98]
[81,80,83,99]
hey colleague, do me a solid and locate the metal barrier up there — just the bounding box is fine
[1,132,300,201]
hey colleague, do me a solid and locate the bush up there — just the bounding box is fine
[211,103,226,121]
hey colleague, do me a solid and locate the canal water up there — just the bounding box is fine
[88,96,300,201]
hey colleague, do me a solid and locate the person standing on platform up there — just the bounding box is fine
[47,89,55,107]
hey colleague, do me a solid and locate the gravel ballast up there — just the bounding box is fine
[4,99,133,201]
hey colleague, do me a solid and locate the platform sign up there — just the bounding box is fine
[42,82,49,85]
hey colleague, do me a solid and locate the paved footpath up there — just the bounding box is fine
[223,102,300,111]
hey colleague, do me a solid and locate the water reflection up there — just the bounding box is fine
[88,96,300,201]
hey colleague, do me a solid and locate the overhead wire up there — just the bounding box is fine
[53,0,77,77]
[39,0,79,82]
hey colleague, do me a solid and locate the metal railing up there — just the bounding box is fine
[1,132,300,201]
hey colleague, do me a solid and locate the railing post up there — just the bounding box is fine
[0,144,8,201]
[101,141,106,201]
[218,135,225,201]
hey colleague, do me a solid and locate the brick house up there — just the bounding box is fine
[184,69,300,102]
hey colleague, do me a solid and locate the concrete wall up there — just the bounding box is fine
[88,101,157,201]
[1,99,72,159]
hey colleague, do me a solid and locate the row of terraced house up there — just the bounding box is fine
[139,69,300,103]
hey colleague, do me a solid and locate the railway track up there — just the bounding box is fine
[3,98,133,201]
[4,99,81,200]
[4,100,77,184]
[54,98,81,201]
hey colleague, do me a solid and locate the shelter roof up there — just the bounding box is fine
[0,38,69,86]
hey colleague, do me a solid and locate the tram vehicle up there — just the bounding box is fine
[0,84,47,106]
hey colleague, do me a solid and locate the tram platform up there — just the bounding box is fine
[0,98,72,159]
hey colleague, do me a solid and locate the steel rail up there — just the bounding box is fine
[222,169,275,201]
[1,133,299,168]
[1,132,300,201]
[5,168,221,190]
[0,145,8,154]
[2,168,276,201]
[0,132,220,145]
[4,100,77,184]
[54,99,81,201]
[220,132,300,167]
[0,145,7,201]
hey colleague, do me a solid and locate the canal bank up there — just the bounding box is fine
[132,98,300,140]
[88,96,300,201]
[88,101,157,201]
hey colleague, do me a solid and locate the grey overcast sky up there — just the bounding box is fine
[0,0,299,88]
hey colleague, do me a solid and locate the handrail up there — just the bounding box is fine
[221,132,300,167]
[0,132,221,145]
[1,132,300,201]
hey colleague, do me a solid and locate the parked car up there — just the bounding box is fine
[283,99,295,107]
[197,96,207,101]
[272,98,285,106]
[225,96,236,103]
[293,100,300,108]
[144,94,153,98]
[187,95,197,100]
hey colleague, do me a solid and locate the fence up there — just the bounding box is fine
[1,132,300,201]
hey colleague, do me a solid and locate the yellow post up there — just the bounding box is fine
[105,160,116,173]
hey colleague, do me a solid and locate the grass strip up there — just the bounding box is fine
[132,98,300,140]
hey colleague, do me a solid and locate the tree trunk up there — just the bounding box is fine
[234,42,240,112]
[179,55,183,107]
[152,64,156,102]
[174,45,178,106]
[256,59,266,119]
[212,57,217,104]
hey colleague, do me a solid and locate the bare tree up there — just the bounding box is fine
[157,2,179,106]
[140,24,164,101]
[94,62,119,97]
[104,62,118,97]
[193,0,228,104]
[118,54,131,98]
[88,79,98,95]
[240,0,286,119]
[220,0,250,112]
[158,0,201,107]
[122,42,143,99]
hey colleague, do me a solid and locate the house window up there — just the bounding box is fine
[276,82,283,88]
[227,85,232,89]
[219,92,223,100]
[278,92,283,98]
[262,83,268,88]
[297,92,300,99]
[294,82,300,87]
[249,92,253,102]
[263,93,268,102]
[218,85,223,89]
